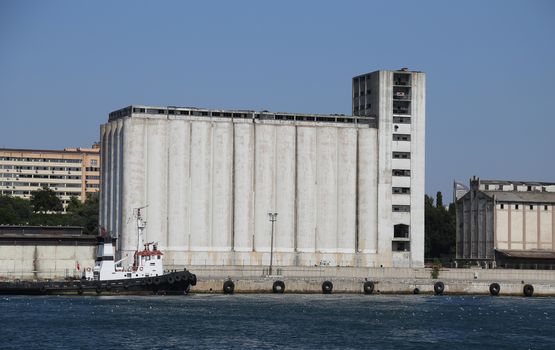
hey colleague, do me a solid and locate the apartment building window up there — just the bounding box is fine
[90,159,98,167]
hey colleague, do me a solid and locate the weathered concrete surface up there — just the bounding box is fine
[187,266,555,295]
[194,278,555,296]
[0,245,95,281]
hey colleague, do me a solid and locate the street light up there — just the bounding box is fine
[268,212,278,276]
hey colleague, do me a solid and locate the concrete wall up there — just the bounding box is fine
[0,244,95,280]
[495,203,553,250]
[102,114,410,267]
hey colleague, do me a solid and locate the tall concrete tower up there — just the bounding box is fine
[352,69,426,267]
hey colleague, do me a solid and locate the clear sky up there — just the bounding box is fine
[1,0,554,200]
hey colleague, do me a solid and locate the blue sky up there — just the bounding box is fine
[1,0,554,200]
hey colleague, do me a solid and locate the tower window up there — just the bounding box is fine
[393,134,411,141]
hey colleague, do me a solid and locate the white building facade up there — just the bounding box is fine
[456,177,555,268]
[100,69,425,268]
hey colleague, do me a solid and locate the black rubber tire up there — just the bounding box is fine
[413,288,420,295]
[272,280,285,294]
[489,283,500,296]
[167,276,175,285]
[77,287,84,295]
[523,284,534,297]
[434,281,445,295]
[363,281,374,295]
[146,278,153,285]
[95,285,102,294]
[322,281,333,294]
[190,274,197,286]
[39,285,47,294]
[153,277,161,285]
[223,280,235,294]
[174,274,182,282]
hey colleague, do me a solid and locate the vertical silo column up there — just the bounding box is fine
[190,121,212,252]
[211,122,233,252]
[145,118,168,247]
[233,122,255,252]
[102,123,112,233]
[121,117,146,255]
[99,124,108,231]
[114,119,124,249]
[167,119,190,252]
[357,128,378,255]
[336,127,357,255]
[296,127,317,254]
[254,124,276,253]
[275,125,296,256]
[316,127,338,255]
[109,121,117,235]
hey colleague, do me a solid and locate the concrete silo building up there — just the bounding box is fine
[100,69,425,268]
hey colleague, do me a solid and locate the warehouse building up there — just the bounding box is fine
[456,177,555,268]
[0,145,100,209]
[100,69,425,268]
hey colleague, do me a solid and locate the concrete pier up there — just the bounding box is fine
[187,266,555,296]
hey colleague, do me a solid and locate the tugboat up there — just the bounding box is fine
[0,209,196,295]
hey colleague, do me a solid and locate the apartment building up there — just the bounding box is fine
[0,144,100,209]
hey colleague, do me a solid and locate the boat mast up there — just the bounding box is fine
[136,207,146,253]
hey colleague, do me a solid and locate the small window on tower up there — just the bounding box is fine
[500,204,504,209]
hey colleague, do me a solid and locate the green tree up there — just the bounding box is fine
[66,196,83,214]
[436,191,443,208]
[0,195,32,224]
[30,186,63,213]
[66,193,99,234]
[425,192,456,260]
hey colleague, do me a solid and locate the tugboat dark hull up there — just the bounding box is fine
[0,270,197,296]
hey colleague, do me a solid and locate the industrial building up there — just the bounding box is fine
[456,177,555,269]
[100,69,425,268]
[0,145,100,209]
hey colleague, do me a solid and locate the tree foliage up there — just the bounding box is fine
[0,193,99,235]
[425,192,456,260]
[0,195,32,224]
[30,186,63,213]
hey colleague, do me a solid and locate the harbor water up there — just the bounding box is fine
[2,294,554,349]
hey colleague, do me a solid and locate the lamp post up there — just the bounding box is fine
[268,212,278,276]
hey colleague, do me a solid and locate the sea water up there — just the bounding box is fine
[1,294,554,349]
